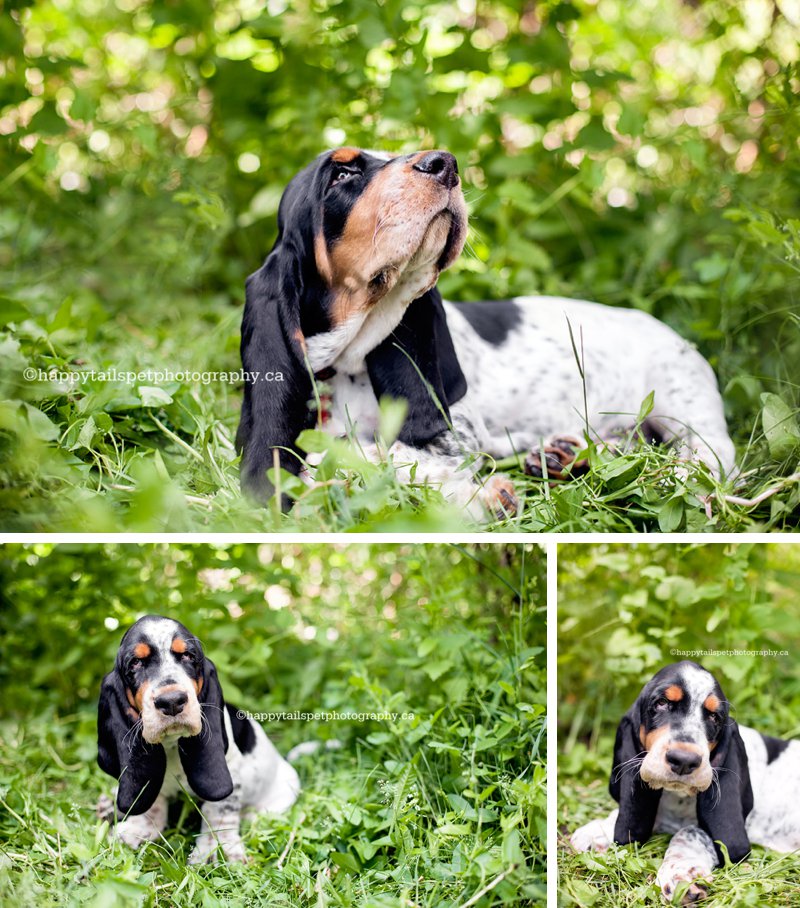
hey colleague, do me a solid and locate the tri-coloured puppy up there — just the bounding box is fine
[97,615,299,863]
[236,147,735,518]
[570,661,800,903]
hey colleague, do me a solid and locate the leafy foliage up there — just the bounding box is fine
[557,543,800,905]
[1,0,799,530]
[0,541,545,906]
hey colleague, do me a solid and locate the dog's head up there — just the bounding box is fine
[237,147,469,500]
[97,616,233,815]
[610,661,753,861]
[635,660,730,794]
[281,147,467,322]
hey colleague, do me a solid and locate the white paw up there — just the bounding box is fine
[222,838,248,863]
[188,835,248,864]
[188,838,218,865]
[570,820,613,853]
[656,862,709,904]
[115,820,158,850]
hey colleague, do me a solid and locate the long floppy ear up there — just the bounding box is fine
[236,249,315,508]
[366,288,467,446]
[610,709,662,845]
[697,718,753,863]
[177,657,233,803]
[97,671,166,816]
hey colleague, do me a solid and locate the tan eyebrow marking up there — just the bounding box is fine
[704,694,720,712]
[331,146,361,163]
[133,643,150,659]
[170,637,187,654]
[664,685,683,702]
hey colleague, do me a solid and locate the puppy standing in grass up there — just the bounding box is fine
[97,615,299,863]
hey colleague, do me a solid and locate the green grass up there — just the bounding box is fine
[1,285,798,533]
[558,761,800,907]
[0,543,545,907]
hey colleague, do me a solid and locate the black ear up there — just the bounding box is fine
[366,288,468,446]
[177,657,233,803]
[697,718,753,864]
[97,671,166,816]
[236,249,315,508]
[610,709,662,845]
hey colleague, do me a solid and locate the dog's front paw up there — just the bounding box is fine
[524,436,588,480]
[222,838,248,864]
[656,862,709,904]
[478,474,518,519]
[115,818,158,850]
[188,836,218,865]
[188,835,248,865]
[569,819,613,853]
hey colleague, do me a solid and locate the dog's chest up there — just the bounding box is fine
[159,740,189,799]
[655,790,698,834]
[320,371,380,439]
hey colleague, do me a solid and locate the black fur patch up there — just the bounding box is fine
[457,299,522,346]
[226,702,257,755]
[761,732,791,764]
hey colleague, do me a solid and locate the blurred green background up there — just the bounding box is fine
[1,0,799,530]
[558,543,800,906]
[0,541,545,906]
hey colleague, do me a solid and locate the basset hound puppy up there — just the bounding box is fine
[570,661,800,903]
[97,615,300,863]
[236,146,735,518]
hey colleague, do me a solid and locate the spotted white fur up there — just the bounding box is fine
[304,294,734,518]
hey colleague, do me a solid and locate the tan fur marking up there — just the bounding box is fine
[665,685,684,702]
[170,637,187,654]
[639,724,646,747]
[667,741,704,755]
[331,146,361,163]
[154,683,182,695]
[195,677,203,696]
[126,687,137,711]
[326,158,453,300]
[644,725,669,751]
[293,327,308,354]
[133,681,149,713]
[314,232,333,285]
[133,643,150,659]
[704,694,720,712]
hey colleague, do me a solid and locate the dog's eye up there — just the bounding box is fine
[369,270,388,288]
[129,658,142,670]
[180,652,195,664]
[655,697,669,709]
[707,711,721,725]
[330,167,359,187]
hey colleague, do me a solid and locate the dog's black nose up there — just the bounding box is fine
[154,690,188,716]
[666,748,702,776]
[413,151,459,189]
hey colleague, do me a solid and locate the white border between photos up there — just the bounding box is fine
[0,529,794,908]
